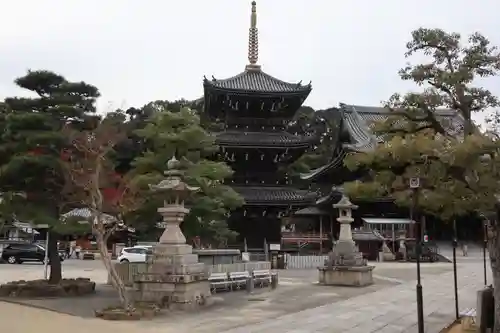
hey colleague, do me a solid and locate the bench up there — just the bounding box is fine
[460,308,476,331]
[228,271,250,290]
[208,272,229,292]
[82,252,95,260]
[252,269,271,287]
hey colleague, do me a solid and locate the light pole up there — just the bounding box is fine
[483,219,488,286]
[410,177,424,333]
[452,219,459,320]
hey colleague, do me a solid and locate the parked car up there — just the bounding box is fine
[118,246,152,263]
[0,240,65,264]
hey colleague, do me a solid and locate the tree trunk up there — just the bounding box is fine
[47,231,62,284]
[96,233,132,310]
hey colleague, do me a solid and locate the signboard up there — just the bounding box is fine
[241,252,250,262]
[269,243,281,251]
[409,177,420,189]
[423,234,429,243]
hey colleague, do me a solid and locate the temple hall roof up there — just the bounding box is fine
[232,186,318,206]
[341,104,464,152]
[216,130,317,148]
[301,103,465,181]
[300,147,347,180]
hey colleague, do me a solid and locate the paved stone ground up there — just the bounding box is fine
[0,248,489,332]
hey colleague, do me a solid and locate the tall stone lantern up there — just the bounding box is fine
[134,156,212,309]
[318,194,375,287]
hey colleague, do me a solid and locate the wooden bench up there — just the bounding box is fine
[208,272,229,292]
[252,269,271,287]
[460,308,477,331]
[228,271,250,290]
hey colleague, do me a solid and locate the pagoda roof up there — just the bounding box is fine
[204,70,311,95]
[216,130,317,148]
[341,103,464,152]
[232,186,318,206]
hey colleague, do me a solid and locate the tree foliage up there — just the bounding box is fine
[130,105,244,246]
[62,119,137,309]
[344,28,500,221]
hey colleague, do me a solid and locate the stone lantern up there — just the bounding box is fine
[334,194,357,244]
[318,194,375,287]
[149,156,199,245]
[133,156,212,310]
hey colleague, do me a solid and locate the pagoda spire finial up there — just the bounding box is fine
[245,1,261,71]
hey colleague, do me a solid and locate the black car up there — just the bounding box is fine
[0,241,65,264]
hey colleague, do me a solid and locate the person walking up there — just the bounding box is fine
[75,245,81,259]
[69,240,76,258]
[65,242,71,259]
[462,242,468,257]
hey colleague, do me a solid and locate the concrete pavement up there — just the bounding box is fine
[0,252,490,333]
[217,261,489,332]
[0,301,143,333]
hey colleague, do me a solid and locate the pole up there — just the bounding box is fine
[43,231,49,280]
[411,188,424,333]
[483,221,488,286]
[319,215,323,254]
[392,224,395,253]
[452,219,459,320]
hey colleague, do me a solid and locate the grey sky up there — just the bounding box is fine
[0,0,498,119]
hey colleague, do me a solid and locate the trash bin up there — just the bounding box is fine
[277,254,285,269]
[477,286,494,333]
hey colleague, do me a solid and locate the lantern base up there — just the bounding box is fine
[318,265,374,287]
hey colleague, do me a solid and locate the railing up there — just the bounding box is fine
[110,261,271,287]
[281,232,328,243]
[285,254,329,269]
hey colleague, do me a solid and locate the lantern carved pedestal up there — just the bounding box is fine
[133,157,212,310]
[318,195,374,287]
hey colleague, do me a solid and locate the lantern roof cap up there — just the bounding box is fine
[333,194,358,210]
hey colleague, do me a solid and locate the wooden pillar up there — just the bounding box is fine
[319,215,323,254]
[330,215,333,235]
[421,215,426,240]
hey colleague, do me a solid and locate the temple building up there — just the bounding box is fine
[203,2,318,248]
[293,103,482,252]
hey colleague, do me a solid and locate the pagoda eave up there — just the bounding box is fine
[216,131,318,149]
[217,140,313,149]
[233,186,318,207]
[204,84,311,97]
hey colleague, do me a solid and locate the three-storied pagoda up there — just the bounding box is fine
[203,2,318,247]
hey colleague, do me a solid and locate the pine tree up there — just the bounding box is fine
[343,28,500,330]
[0,70,100,283]
[131,106,243,246]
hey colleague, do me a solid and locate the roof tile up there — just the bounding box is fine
[216,131,317,147]
[232,186,317,205]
